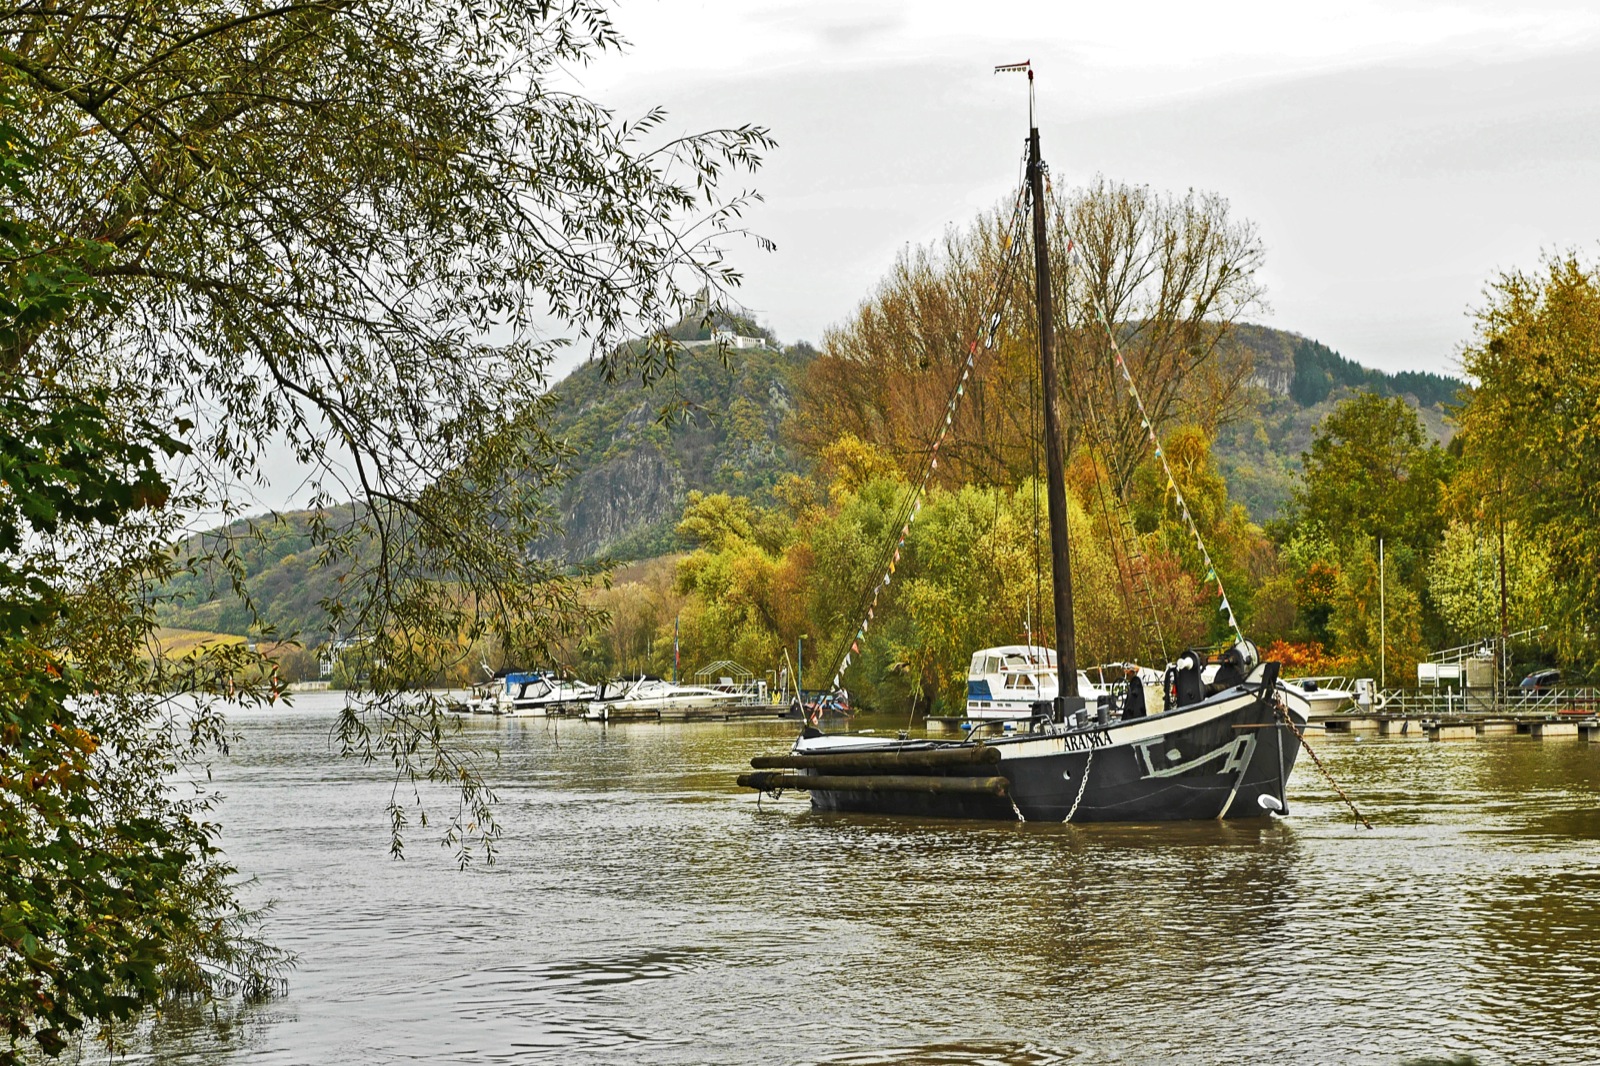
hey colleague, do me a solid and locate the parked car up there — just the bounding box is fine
[1519,668,1560,694]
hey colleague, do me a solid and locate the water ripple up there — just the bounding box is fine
[106,701,1600,1066]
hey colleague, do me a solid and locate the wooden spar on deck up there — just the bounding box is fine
[737,772,1010,796]
[1027,93,1079,708]
[749,746,1001,772]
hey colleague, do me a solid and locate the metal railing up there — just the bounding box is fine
[1356,686,1600,719]
[1426,628,1547,666]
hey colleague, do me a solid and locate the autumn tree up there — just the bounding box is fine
[1271,523,1344,649]
[799,178,1264,498]
[894,482,1170,710]
[576,557,684,679]
[1268,393,1452,666]
[1457,253,1600,662]
[1,121,288,1058]
[1330,539,1428,683]
[1,0,768,1054]
[790,468,1206,711]
[895,484,1053,709]
[796,213,1032,486]
[1124,424,1268,647]
[1052,179,1266,497]
[671,491,793,672]
[792,180,1263,675]
[1427,520,1552,643]
[1291,393,1451,575]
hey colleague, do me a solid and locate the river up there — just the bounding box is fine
[128,693,1598,1065]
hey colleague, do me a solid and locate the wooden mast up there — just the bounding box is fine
[1025,74,1080,714]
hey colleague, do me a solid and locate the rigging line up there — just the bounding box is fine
[1084,295,1246,645]
[1083,415,1155,660]
[826,197,1027,647]
[1077,348,1169,664]
[814,183,1033,692]
[1073,357,1135,627]
[819,187,1032,677]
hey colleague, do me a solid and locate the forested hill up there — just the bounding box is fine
[1231,324,1460,408]
[157,328,815,637]
[541,321,1463,562]
[159,322,1461,638]
[1214,325,1464,519]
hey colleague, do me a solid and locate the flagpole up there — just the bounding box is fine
[1379,538,1386,690]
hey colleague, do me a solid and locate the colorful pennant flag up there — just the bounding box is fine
[818,190,1036,690]
[1087,294,1245,645]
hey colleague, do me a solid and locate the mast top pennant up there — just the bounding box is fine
[995,60,1036,119]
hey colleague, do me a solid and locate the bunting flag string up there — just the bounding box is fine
[820,176,1035,695]
[1090,300,1246,644]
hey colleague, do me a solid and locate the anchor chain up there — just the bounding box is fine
[1275,698,1373,831]
[1064,749,1093,823]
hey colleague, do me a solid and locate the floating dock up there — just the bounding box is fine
[588,703,788,723]
[1313,711,1599,742]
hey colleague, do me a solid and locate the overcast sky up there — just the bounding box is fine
[241,0,1600,513]
[570,0,1600,379]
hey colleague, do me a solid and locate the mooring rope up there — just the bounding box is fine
[1274,701,1373,830]
[1064,748,1093,823]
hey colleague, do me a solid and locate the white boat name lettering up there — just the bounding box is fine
[1060,731,1112,752]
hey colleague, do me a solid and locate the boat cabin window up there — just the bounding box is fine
[1005,673,1035,691]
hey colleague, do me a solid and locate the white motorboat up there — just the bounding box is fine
[964,645,1106,721]
[1285,675,1359,715]
[584,677,746,721]
[499,675,595,717]
[458,673,505,714]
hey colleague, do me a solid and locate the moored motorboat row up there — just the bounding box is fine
[450,669,773,720]
[454,670,595,717]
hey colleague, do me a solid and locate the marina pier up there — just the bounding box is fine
[1311,687,1600,741]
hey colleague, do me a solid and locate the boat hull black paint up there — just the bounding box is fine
[803,684,1301,823]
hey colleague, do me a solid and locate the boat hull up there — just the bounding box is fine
[803,680,1302,823]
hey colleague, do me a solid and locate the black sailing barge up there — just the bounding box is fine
[740,658,1310,823]
[738,65,1310,823]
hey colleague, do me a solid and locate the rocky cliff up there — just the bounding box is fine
[535,340,812,562]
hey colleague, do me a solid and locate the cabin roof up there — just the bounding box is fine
[974,644,1054,658]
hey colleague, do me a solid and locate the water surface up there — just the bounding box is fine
[136,696,1600,1065]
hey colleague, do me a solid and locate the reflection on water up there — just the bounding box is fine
[116,697,1598,1065]
[814,1042,1074,1066]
